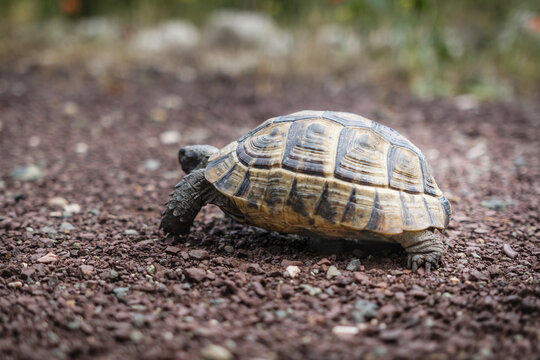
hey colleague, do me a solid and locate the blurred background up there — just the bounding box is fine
[1,0,539,99]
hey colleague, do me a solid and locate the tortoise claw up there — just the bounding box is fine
[407,253,439,274]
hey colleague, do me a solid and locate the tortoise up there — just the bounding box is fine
[160,110,451,272]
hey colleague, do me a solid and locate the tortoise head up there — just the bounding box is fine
[178,145,219,174]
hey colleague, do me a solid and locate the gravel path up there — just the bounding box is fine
[0,64,538,359]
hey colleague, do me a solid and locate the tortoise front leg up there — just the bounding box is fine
[392,230,445,273]
[160,169,215,236]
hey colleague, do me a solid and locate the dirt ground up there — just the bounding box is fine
[0,62,539,360]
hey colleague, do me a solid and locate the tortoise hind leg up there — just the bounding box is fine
[392,229,445,273]
[160,169,215,236]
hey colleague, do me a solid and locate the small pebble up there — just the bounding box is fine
[113,287,130,299]
[280,284,294,299]
[66,321,80,331]
[124,229,139,236]
[37,252,58,263]
[200,344,233,360]
[60,222,75,231]
[63,203,81,214]
[449,277,460,286]
[285,265,301,278]
[63,101,79,116]
[74,142,88,155]
[224,245,234,254]
[503,244,518,259]
[332,325,359,337]
[346,258,361,271]
[184,268,206,282]
[48,197,69,208]
[146,265,156,275]
[129,330,144,343]
[40,226,57,235]
[8,281,23,288]
[160,130,182,145]
[480,197,506,211]
[354,299,379,321]
[109,270,119,280]
[11,164,43,181]
[189,249,209,260]
[79,265,94,276]
[326,265,341,279]
[143,159,161,171]
[300,284,322,296]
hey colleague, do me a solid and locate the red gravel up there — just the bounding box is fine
[0,63,539,360]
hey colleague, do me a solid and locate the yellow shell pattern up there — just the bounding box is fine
[205,111,451,238]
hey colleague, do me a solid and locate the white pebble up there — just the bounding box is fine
[326,265,341,279]
[63,203,81,214]
[48,197,69,208]
[285,265,301,278]
[200,344,233,360]
[160,130,181,145]
[332,325,359,337]
[74,142,88,155]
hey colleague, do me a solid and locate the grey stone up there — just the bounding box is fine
[346,258,361,271]
[11,164,43,181]
[143,159,161,171]
[113,287,129,299]
[481,197,506,211]
[40,226,57,235]
[353,299,379,322]
[60,222,75,231]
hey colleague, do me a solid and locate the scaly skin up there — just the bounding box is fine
[391,230,445,273]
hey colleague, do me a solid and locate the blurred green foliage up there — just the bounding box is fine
[1,0,539,98]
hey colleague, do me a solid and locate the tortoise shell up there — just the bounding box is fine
[205,110,450,238]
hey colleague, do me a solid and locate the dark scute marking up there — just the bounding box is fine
[286,178,308,217]
[334,126,350,169]
[438,196,451,228]
[237,129,283,169]
[420,158,438,196]
[386,146,398,186]
[264,173,285,207]
[423,196,435,227]
[366,191,383,231]
[323,111,371,128]
[340,187,358,223]
[315,182,337,223]
[237,120,273,142]
[309,218,315,225]
[214,165,237,193]
[282,121,326,176]
[335,127,388,186]
[264,188,282,207]
[282,122,305,165]
[247,199,259,209]
[206,155,228,172]
[234,170,251,197]
[236,142,252,166]
[400,192,412,227]
[274,113,320,123]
